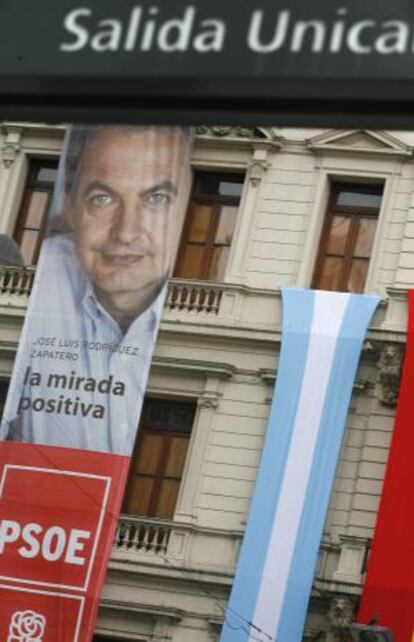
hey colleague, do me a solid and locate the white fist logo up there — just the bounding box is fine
[7,610,46,642]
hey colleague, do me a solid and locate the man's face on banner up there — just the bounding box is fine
[66,127,187,324]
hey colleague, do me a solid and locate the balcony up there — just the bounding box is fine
[111,514,241,581]
[0,266,281,337]
[0,265,225,315]
[0,264,392,342]
[111,515,371,598]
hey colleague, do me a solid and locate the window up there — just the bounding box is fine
[312,183,383,293]
[124,399,196,519]
[14,159,59,265]
[174,171,244,281]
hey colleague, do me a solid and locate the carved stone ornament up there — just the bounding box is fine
[234,127,256,138]
[377,342,404,407]
[327,596,356,642]
[198,393,219,409]
[248,159,269,187]
[2,143,19,168]
[196,126,266,139]
[1,126,22,168]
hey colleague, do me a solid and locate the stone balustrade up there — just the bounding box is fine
[0,265,35,306]
[0,267,224,317]
[114,515,171,555]
[164,279,223,315]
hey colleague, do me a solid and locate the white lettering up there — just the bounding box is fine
[247,10,290,53]
[0,520,20,553]
[375,21,409,54]
[157,6,195,52]
[329,8,347,53]
[42,526,66,562]
[60,8,91,52]
[18,523,42,559]
[65,529,91,566]
[141,7,159,51]
[193,19,226,52]
[0,520,91,565]
[124,7,142,51]
[91,19,122,52]
[58,6,414,57]
[347,20,375,54]
[291,20,326,53]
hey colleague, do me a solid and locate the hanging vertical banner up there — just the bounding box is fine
[0,125,192,642]
[358,291,414,642]
[220,288,380,642]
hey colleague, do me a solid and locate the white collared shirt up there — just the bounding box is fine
[0,234,164,455]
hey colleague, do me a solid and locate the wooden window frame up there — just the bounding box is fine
[14,158,59,265]
[174,171,244,281]
[312,182,383,293]
[124,398,195,519]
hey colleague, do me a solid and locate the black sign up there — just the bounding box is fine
[2,0,414,125]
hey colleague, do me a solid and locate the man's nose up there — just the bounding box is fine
[111,200,149,245]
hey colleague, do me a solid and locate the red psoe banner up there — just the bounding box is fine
[358,291,414,642]
[0,441,129,642]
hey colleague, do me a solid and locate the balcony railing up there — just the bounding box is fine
[165,280,223,315]
[114,515,171,555]
[0,266,224,316]
[0,265,35,304]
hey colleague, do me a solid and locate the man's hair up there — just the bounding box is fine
[64,125,193,197]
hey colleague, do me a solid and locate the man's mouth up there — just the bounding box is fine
[100,252,148,267]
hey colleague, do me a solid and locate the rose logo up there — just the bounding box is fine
[7,610,46,642]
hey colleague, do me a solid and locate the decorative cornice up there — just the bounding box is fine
[100,598,184,622]
[151,356,235,379]
[386,286,408,300]
[339,534,371,547]
[1,121,66,133]
[259,368,370,393]
[196,126,273,141]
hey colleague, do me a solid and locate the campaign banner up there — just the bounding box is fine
[0,125,192,641]
[220,288,380,642]
[0,442,130,642]
[358,291,414,642]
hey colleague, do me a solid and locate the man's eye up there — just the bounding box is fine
[89,193,115,208]
[146,192,172,206]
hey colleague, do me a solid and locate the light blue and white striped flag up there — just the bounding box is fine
[220,288,380,642]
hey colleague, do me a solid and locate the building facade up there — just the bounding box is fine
[0,123,411,641]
